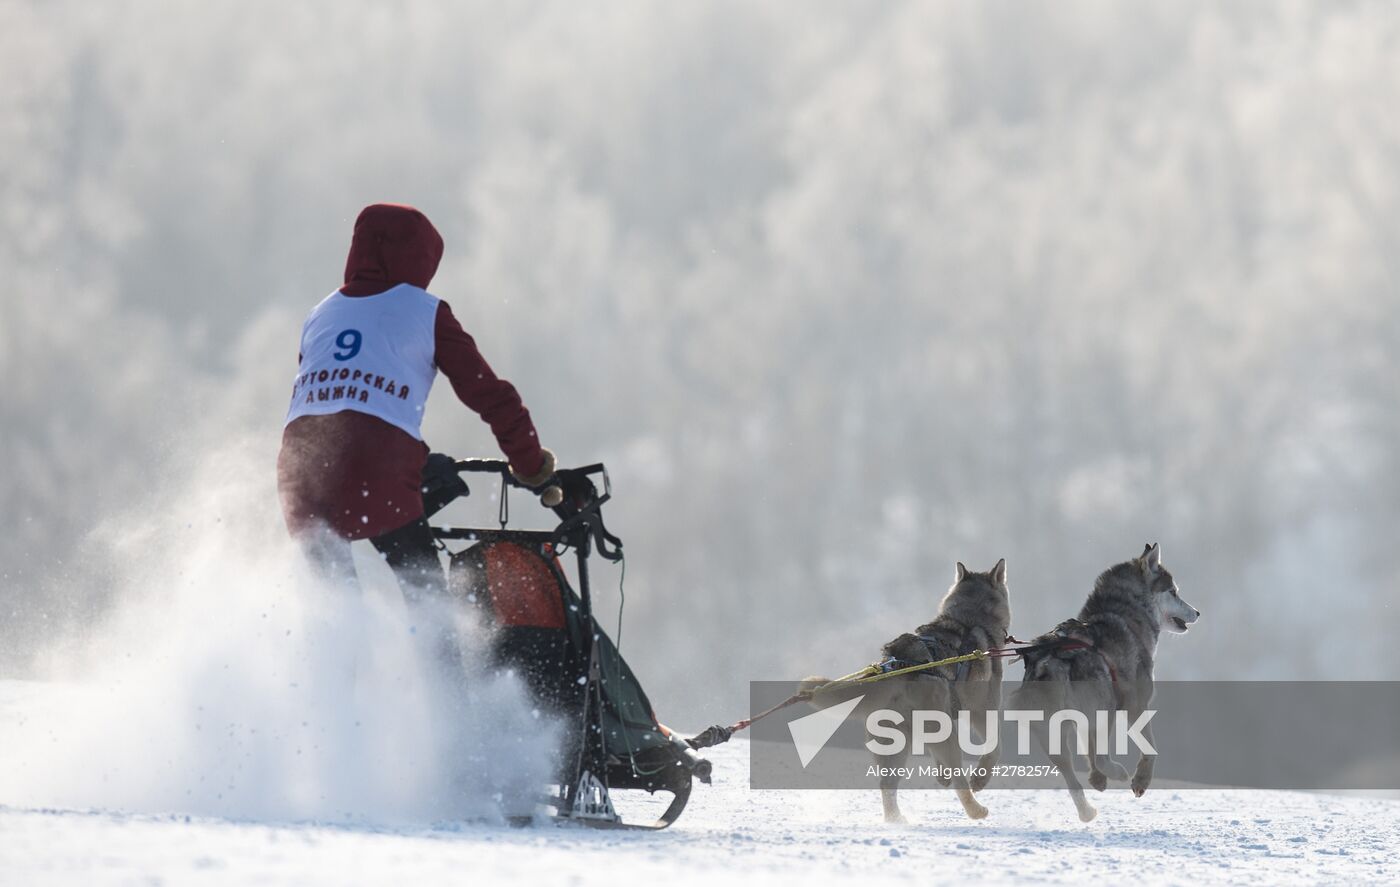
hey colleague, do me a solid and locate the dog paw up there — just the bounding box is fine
[883,811,908,825]
[1088,770,1108,792]
[1131,773,1151,797]
[963,802,989,820]
[1077,804,1098,823]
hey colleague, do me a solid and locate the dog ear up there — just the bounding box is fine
[955,562,968,582]
[1143,542,1161,572]
[990,558,1007,585]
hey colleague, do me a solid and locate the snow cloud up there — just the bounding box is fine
[0,436,558,824]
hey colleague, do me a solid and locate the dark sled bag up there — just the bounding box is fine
[449,539,704,809]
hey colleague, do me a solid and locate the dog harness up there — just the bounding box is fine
[878,634,987,681]
[1016,619,1122,694]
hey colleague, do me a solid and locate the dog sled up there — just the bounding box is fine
[421,456,711,830]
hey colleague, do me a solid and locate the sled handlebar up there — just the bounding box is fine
[453,458,609,490]
[449,458,622,561]
[452,458,610,502]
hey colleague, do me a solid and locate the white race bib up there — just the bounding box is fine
[285,284,439,440]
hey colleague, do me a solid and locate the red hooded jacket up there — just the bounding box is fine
[277,203,545,540]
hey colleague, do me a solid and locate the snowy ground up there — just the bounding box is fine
[2,732,1397,886]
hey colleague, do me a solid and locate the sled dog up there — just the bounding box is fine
[801,559,1011,823]
[1013,542,1199,822]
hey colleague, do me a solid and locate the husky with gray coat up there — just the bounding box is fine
[800,559,1011,823]
[1012,542,1199,822]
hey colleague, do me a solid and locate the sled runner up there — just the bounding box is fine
[423,456,711,829]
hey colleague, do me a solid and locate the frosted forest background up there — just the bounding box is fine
[3,1,1398,721]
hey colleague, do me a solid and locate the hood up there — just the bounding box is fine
[341,203,445,296]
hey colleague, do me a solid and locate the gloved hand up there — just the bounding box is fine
[511,448,563,507]
[511,447,555,486]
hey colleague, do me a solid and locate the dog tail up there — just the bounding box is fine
[795,674,868,710]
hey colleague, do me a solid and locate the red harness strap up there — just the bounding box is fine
[1056,640,1120,686]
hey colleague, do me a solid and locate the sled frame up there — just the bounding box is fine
[430,460,693,829]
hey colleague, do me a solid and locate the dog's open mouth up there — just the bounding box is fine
[1171,617,1189,632]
